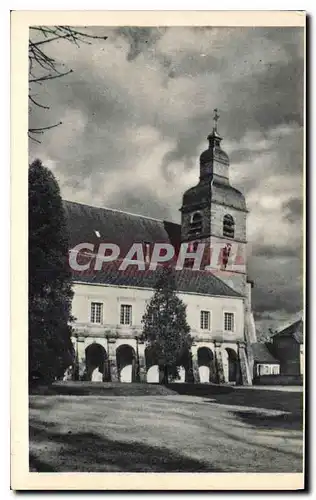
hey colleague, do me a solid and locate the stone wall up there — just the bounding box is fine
[210,202,247,242]
[72,283,245,342]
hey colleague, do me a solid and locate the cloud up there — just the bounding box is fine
[283,198,303,224]
[29,26,304,333]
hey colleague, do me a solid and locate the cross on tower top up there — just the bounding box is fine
[213,108,220,132]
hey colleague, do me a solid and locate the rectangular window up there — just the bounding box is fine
[224,312,234,332]
[263,365,271,375]
[90,302,103,324]
[258,364,279,376]
[258,364,268,376]
[200,310,210,330]
[120,304,132,325]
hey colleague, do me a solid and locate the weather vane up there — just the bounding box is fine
[213,108,220,132]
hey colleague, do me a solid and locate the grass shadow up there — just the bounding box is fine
[232,410,303,432]
[29,419,221,473]
[30,381,177,397]
[201,387,303,413]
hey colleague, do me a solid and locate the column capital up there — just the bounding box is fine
[214,341,222,348]
[237,340,246,348]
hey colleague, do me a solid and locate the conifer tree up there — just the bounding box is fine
[141,266,192,383]
[29,159,74,383]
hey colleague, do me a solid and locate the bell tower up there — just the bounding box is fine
[180,109,248,296]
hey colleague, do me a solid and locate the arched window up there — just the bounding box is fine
[223,214,235,238]
[188,212,202,236]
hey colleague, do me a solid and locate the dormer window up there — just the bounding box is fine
[188,212,202,236]
[223,214,235,238]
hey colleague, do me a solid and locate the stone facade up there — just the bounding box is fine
[70,282,252,385]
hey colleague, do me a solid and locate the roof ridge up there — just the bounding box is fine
[63,199,178,225]
[271,317,303,338]
[278,317,302,334]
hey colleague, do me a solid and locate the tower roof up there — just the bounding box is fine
[181,180,247,213]
[181,108,247,213]
[199,108,230,182]
[199,146,230,167]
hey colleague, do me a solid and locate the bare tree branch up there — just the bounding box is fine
[29,26,108,142]
[29,69,73,84]
[30,33,79,47]
[29,95,50,110]
[29,122,63,133]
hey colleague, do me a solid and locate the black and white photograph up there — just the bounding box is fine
[11,10,305,491]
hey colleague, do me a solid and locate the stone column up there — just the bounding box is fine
[78,338,86,380]
[238,341,252,386]
[138,343,147,383]
[191,351,200,383]
[73,335,86,380]
[214,342,226,384]
[107,339,119,382]
[135,340,146,383]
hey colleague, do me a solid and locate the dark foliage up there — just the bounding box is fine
[29,159,74,383]
[141,266,192,383]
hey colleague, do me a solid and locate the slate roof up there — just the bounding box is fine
[251,343,280,364]
[64,200,242,298]
[72,259,241,297]
[272,319,303,344]
[63,200,181,254]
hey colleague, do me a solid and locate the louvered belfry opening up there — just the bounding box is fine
[188,212,203,237]
[223,214,235,238]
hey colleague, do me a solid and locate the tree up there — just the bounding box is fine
[257,328,276,343]
[29,26,107,142]
[141,266,192,384]
[29,159,74,383]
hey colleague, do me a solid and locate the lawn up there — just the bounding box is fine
[29,385,303,473]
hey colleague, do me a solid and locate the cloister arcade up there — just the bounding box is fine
[72,337,242,384]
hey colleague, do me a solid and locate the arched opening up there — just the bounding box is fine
[223,214,235,238]
[188,212,203,236]
[145,345,159,383]
[197,347,216,383]
[223,348,240,383]
[116,344,136,383]
[85,343,108,382]
[174,347,192,383]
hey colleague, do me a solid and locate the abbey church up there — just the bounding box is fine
[64,112,258,385]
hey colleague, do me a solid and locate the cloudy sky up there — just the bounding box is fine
[29,26,304,335]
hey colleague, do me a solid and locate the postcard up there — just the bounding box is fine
[11,10,305,491]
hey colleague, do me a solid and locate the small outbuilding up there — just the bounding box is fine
[270,319,304,376]
[251,342,280,379]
